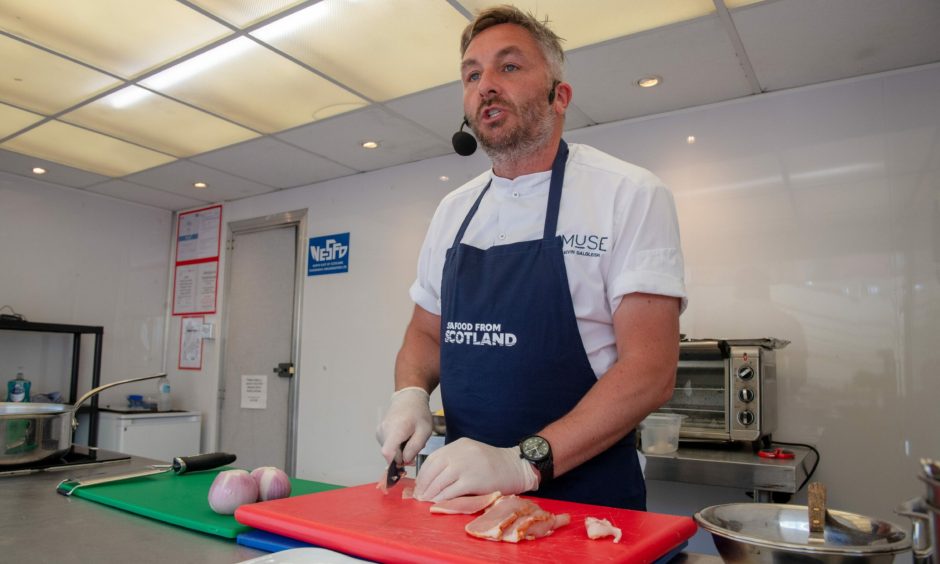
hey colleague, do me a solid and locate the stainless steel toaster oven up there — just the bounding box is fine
[657,338,788,447]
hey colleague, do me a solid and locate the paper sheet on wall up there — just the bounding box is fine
[173,262,218,315]
[177,206,221,262]
[241,375,267,409]
[179,316,203,370]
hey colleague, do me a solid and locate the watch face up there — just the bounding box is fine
[521,436,549,460]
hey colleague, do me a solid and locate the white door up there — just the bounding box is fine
[219,212,305,473]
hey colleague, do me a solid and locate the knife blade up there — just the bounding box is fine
[56,452,236,496]
[384,441,407,491]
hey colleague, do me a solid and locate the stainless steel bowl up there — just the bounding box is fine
[695,503,911,564]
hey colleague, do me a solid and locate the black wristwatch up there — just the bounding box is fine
[519,435,554,483]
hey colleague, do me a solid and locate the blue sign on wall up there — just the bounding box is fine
[308,232,349,276]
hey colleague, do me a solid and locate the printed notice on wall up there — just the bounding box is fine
[172,262,218,315]
[173,204,222,316]
[308,232,350,276]
[179,316,204,370]
[176,205,222,262]
[241,375,267,409]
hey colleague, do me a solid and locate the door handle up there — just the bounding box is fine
[274,363,295,378]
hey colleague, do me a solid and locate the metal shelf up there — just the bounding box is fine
[0,318,104,446]
[644,443,816,502]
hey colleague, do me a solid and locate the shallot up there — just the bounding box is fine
[250,466,292,501]
[208,469,258,514]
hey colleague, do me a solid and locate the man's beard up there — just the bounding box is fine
[471,95,555,170]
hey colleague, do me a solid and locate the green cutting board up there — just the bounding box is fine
[63,467,343,538]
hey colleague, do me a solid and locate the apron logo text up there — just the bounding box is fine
[562,233,609,258]
[444,321,517,347]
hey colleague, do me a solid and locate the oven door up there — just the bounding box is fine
[659,341,731,441]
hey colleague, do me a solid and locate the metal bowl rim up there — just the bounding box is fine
[0,402,73,415]
[694,503,911,556]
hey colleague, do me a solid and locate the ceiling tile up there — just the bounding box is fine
[193,136,356,188]
[0,103,43,139]
[385,82,465,144]
[0,0,233,78]
[456,0,716,49]
[140,37,367,133]
[0,34,120,114]
[565,16,753,123]
[61,86,260,157]
[125,159,274,200]
[0,148,109,188]
[733,0,940,91]
[277,106,451,171]
[191,0,307,28]
[84,179,210,211]
[1,121,175,177]
[252,0,469,101]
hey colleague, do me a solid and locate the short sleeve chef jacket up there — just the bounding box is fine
[410,143,687,378]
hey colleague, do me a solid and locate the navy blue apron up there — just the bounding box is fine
[439,139,645,510]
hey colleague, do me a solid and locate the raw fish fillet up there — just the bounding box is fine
[430,491,502,515]
[402,486,414,500]
[465,495,537,540]
[585,516,622,543]
[520,512,571,541]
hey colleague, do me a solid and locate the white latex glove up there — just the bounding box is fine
[413,437,539,502]
[375,387,432,464]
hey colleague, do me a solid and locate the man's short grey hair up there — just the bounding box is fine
[460,4,566,81]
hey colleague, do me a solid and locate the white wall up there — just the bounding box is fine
[0,173,171,410]
[167,63,939,556]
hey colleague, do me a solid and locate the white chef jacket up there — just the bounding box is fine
[410,143,686,377]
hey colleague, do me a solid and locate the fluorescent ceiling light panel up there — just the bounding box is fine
[0,0,233,78]
[457,0,717,49]
[190,0,307,28]
[0,103,43,139]
[141,37,366,133]
[62,86,260,157]
[252,0,469,101]
[0,34,119,114]
[2,121,175,177]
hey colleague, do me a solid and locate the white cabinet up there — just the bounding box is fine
[75,411,201,462]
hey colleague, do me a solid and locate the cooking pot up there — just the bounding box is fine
[0,373,166,466]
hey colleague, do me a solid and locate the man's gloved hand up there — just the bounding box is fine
[375,387,432,464]
[413,437,539,502]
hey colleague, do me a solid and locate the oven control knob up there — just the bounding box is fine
[738,410,755,426]
[737,364,755,381]
[738,388,755,403]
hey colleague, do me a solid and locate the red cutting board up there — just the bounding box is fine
[235,479,697,563]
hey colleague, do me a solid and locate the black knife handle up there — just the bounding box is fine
[172,452,237,474]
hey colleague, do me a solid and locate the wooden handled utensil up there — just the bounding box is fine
[807,482,826,544]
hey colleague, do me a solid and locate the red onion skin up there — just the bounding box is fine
[208,469,259,514]
[250,466,292,501]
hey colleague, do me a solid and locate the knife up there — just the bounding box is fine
[56,452,237,496]
[384,441,407,491]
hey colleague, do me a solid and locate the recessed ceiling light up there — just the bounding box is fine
[361,141,379,149]
[439,175,449,182]
[194,181,208,189]
[635,75,662,88]
[32,167,47,175]
[687,136,696,144]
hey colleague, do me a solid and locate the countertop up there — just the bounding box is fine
[0,452,723,564]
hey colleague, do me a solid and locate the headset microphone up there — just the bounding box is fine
[452,118,477,156]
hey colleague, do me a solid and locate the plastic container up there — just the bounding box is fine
[639,413,686,455]
[6,367,32,402]
[157,377,172,411]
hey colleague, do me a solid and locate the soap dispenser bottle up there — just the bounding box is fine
[7,366,31,402]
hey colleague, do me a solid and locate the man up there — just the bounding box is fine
[376,5,686,510]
